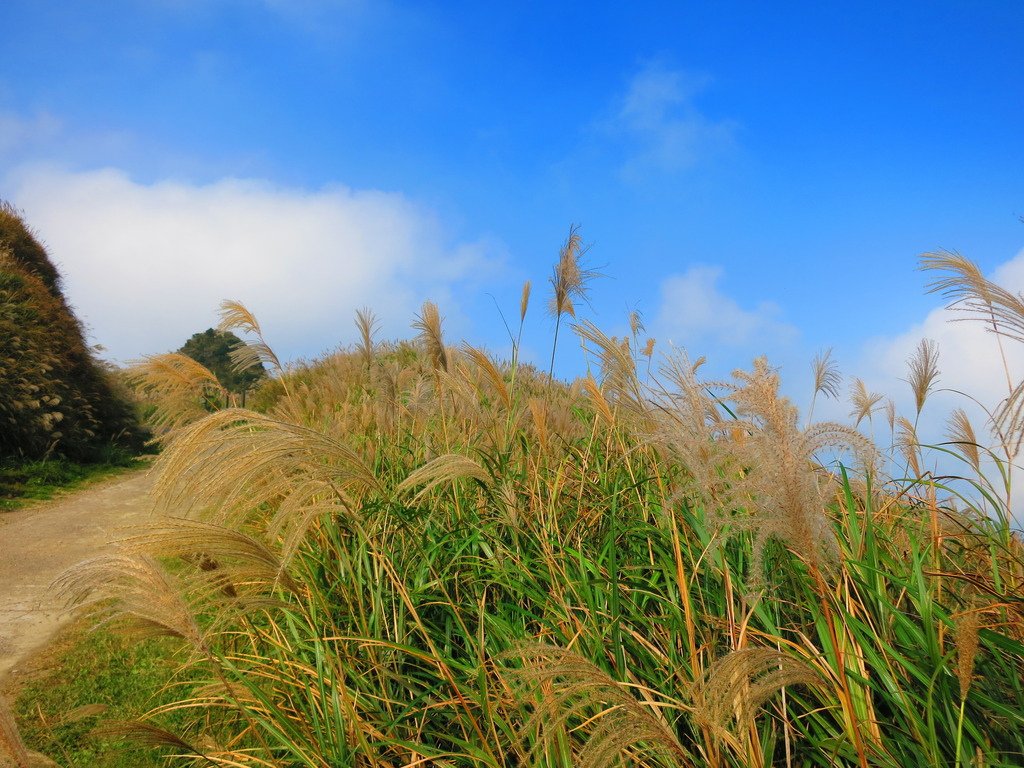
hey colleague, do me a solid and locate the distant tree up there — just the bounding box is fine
[179,328,267,397]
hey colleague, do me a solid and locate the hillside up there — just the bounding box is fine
[0,202,144,462]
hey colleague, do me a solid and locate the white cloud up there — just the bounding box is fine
[857,249,1024,422]
[653,265,798,355]
[611,63,736,178]
[862,314,1023,422]
[8,165,502,363]
[851,248,1024,525]
[0,111,62,159]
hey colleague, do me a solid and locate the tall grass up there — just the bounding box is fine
[55,250,1024,767]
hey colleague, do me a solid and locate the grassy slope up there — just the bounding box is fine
[67,335,1023,768]
[8,620,184,768]
[16,256,1024,767]
[0,451,147,512]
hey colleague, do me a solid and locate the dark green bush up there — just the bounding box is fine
[0,202,147,461]
[178,327,266,396]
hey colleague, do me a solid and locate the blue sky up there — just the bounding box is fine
[2,1,1023,435]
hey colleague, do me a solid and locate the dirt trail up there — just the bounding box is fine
[0,469,155,686]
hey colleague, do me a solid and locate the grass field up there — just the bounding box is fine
[15,250,1024,767]
[8,619,185,768]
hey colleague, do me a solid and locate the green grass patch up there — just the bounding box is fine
[9,619,188,768]
[0,448,147,511]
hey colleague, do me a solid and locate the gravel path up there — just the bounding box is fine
[0,469,154,686]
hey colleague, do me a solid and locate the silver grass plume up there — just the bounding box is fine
[896,416,922,478]
[693,647,825,741]
[812,348,842,401]
[57,551,206,652]
[573,320,645,411]
[355,307,380,367]
[462,345,512,409]
[629,308,646,338]
[849,378,884,427]
[128,353,226,431]
[413,300,448,373]
[921,251,1024,459]
[150,408,383,558]
[119,517,300,598]
[218,299,284,377]
[907,338,940,417]
[90,720,207,760]
[723,358,876,581]
[655,356,875,585]
[652,349,738,517]
[548,225,587,320]
[947,408,981,474]
[500,644,688,768]
[808,347,841,424]
[396,452,492,503]
[548,224,597,381]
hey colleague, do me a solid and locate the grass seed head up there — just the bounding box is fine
[629,308,645,337]
[500,644,687,768]
[548,224,597,320]
[694,647,825,740]
[413,300,448,373]
[355,307,380,366]
[947,408,981,473]
[955,610,982,701]
[896,416,922,478]
[907,338,940,416]
[520,280,532,323]
[812,347,842,401]
[849,377,884,427]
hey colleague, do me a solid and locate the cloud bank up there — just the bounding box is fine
[8,166,501,363]
[654,264,797,355]
[647,250,1024,525]
[843,249,1024,525]
[857,250,1024,428]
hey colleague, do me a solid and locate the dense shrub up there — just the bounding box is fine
[0,202,146,461]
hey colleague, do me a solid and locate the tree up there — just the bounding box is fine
[179,328,267,397]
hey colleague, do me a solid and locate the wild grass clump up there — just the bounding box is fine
[49,241,1024,767]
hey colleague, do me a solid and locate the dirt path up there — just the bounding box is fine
[0,469,155,687]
